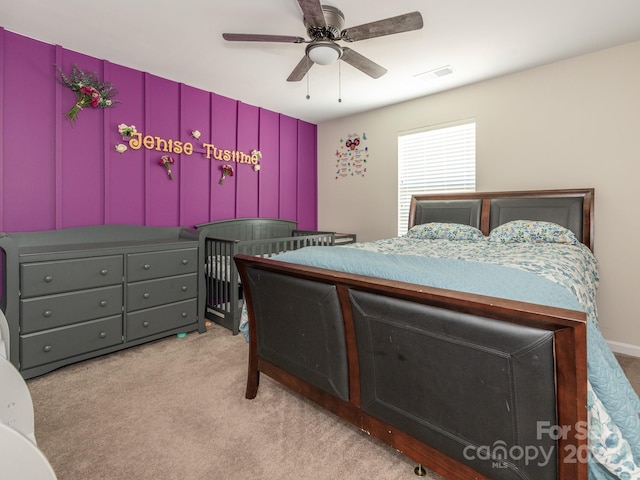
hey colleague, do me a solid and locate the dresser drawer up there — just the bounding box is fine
[126,273,197,311]
[20,315,123,369]
[127,248,197,282]
[20,255,123,298]
[20,285,123,334]
[126,299,197,341]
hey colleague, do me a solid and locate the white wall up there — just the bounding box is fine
[317,40,640,353]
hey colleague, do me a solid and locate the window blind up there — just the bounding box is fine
[397,120,476,235]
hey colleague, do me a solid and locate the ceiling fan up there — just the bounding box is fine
[222,0,423,82]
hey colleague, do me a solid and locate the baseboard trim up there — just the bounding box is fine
[608,339,640,358]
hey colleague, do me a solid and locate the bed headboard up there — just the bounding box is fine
[408,188,594,251]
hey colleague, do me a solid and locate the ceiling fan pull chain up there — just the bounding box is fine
[306,72,311,100]
[338,61,342,103]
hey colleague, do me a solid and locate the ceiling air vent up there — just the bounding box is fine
[414,65,454,82]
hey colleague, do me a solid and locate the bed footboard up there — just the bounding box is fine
[235,254,588,480]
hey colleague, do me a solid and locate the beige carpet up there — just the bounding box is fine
[26,324,640,480]
[27,324,440,480]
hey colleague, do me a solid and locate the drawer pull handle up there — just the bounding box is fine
[43,345,52,353]
[181,259,188,265]
[181,312,188,318]
[181,286,188,292]
[143,321,150,328]
[100,300,108,307]
[43,310,52,317]
[44,275,53,283]
[143,292,150,299]
[144,264,151,270]
[100,269,108,276]
[99,332,107,339]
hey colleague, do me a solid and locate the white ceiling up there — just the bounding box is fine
[3,0,640,124]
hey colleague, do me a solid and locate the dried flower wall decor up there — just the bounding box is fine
[219,164,234,184]
[118,123,137,138]
[55,64,119,125]
[114,144,128,154]
[159,155,175,180]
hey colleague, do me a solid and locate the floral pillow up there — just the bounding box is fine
[405,223,485,241]
[488,220,579,245]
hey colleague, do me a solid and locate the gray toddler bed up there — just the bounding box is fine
[195,218,335,334]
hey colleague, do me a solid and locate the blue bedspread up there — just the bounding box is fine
[271,238,640,479]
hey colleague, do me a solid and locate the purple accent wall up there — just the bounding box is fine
[297,121,318,230]
[236,103,259,218]
[210,94,238,223]
[258,109,280,218]
[0,28,317,233]
[279,115,299,222]
[3,33,57,231]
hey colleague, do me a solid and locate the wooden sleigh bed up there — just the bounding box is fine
[234,188,604,480]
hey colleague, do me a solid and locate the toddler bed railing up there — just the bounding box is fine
[197,219,334,334]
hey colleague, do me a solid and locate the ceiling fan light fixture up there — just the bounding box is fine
[222,1,425,81]
[306,41,342,65]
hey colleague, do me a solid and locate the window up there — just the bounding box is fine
[397,120,476,235]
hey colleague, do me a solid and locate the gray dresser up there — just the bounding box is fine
[0,225,206,379]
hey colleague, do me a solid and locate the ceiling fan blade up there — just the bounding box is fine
[222,33,305,43]
[297,0,326,27]
[341,11,423,42]
[340,47,387,79]
[287,56,314,82]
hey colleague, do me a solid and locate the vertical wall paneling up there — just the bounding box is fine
[210,94,238,221]
[102,61,112,223]
[0,29,2,301]
[3,33,56,232]
[144,73,151,225]
[0,31,317,233]
[258,109,280,218]
[177,83,183,225]
[54,46,63,229]
[145,74,180,227]
[60,51,105,228]
[108,64,146,225]
[0,29,2,299]
[179,84,211,228]
[0,28,4,231]
[236,102,259,218]
[279,115,298,221]
[297,120,317,229]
